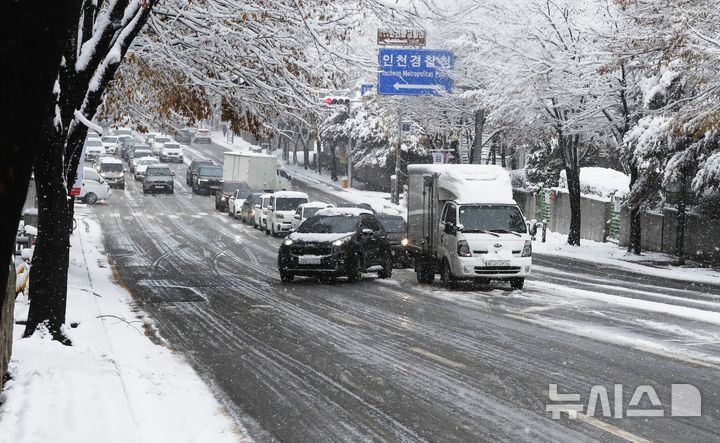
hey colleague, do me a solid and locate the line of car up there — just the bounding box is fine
[218,188,412,284]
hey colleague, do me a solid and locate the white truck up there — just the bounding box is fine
[406,164,532,289]
[222,152,292,192]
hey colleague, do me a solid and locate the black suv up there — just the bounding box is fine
[186,159,214,185]
[192,165,223,194]
[277,208,392,283]
[378,214,411,268]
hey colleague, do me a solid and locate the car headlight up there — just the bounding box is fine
[401,238,409,246]
[283,238,294,246]
[457,240,472,257]
[332,236,351,247]
[521,240,532,257]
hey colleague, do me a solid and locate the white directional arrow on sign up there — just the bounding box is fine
[393,83,445,91]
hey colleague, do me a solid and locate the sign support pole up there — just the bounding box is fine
[347,100,352,188]
[393,109,402,204]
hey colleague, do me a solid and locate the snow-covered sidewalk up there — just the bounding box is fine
[535,230,720,286]
[0,207,244,443]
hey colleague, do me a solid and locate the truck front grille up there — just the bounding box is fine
[474,266,521,275]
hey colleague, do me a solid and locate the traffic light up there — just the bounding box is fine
[323,97,350,105]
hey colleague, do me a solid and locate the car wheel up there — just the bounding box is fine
[415,262,434,284]
[378,255,393,279]
[168,188,174,194]
[279,270,294,283]
[509,277,525,290]
[83,192,98,204]
[346,257,363,283]
[441,259,457,289]
[271,224,277,237]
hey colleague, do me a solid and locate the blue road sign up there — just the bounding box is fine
[377,48,454,96]
[360,83,374,96]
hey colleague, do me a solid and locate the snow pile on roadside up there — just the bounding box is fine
[534,230,720,285]
[0,210,243,443]
[558,167,630,198]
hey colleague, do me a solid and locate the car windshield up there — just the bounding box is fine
[297,215,359,234]
[379,217,406,233]
[101,163,123,172]
[302,207,322,218]
[223,182,246,193]
[458,205,527,233]
[156,137,171,144]
[275,198,307,211]
[146,168,171,176]
[198,167,222,177]
[102,136,118,143]
[133,150,152,158]
[85,139,102,147]
[137,159,159,166]
[163,143,181,150]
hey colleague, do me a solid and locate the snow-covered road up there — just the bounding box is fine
[89,140,720,442]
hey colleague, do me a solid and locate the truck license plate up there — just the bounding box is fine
[486,260,511,267]
[299,256,322,265]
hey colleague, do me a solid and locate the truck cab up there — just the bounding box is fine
[407,165,532,290]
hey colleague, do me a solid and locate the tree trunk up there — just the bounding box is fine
[676,177,687,265]
[316,135,322,174]
[627,165,642,254]
[303,133,310,170]
[565,165,582,246]
[24,127,72,343]
[0,1,81,303]
[330,146,338,181]
[471,108,484,164]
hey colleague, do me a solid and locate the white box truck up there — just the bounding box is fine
[407,164,532,289]
[222,152,292,192]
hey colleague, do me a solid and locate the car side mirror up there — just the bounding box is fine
[267,206,273,211]
[124,168,128,173]
[361,228,373,236]
[455,223,464,232]
[444,222,454,235]
[254,204,261,209]
[171,171,176,176]
[98,178,105,184]
[294,214,301,220]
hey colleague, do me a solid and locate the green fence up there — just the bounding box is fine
[606,193,623,242]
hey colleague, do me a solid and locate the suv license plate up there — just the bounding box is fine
[299,256,322,265]
[486,260,511,267]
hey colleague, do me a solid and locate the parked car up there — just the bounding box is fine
[277,207,393,283]
[215,181,248,212]
[151,135,172,156]
[84,138,105,162]
[253,193,272,229]
[378,214,410,268]
[290,202,335,232]
[192,165,223,194]
[237,192,264,223]
[101,135,121,155]
[145,132,160,145]
[95,157,125,189]
[159,142,184,163]
[78,167,111,204]
[186,159,214,185]
[265,191,309,236]
[129,149,155,172]
[133,157,160,180]
[142,165,175,194]
[193,128,212,144]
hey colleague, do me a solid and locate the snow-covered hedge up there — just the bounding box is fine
[558,167,630,198]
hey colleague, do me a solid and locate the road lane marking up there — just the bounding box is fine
[329,312,361,326]
[632,346,720,369]
[408,347,465,369]
[578,414,652,443]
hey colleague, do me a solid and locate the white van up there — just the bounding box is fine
[265,191,309,236]
[78,167,111,204]
[254,193,272,231]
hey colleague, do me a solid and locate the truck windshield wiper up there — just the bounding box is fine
[463,229,499,237]
[490,229,521,237]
